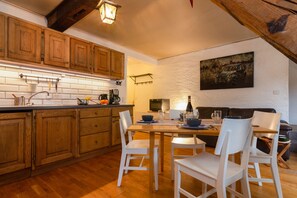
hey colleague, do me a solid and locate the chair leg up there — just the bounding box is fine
[201,182,207,198]
[241,170,251,198]
[254,163,263,186]
[154,149,159,191]
[125,154,131,174]
[171,144,175,180]
[117,152,127,187]
[174,163,181,198]
[216,184,227,198]
[193,148,197,155]
[271,158,283,198]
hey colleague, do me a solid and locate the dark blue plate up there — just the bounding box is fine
[180,124,209,130]
[137,120,158,123]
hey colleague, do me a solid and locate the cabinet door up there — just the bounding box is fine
[44,29,69,68]
[35,109,77,167]
[0,113,31,175]
[8,17,41,63]
[70,38,91,73]
[111,107,133,145]
[0,14,5,58]
[111,117,121,145]
[111,50,124,79]
[93,45,110,77]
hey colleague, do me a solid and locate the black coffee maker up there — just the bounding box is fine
[109,89,121,105]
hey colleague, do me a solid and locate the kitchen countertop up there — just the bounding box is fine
[0,104,134,113]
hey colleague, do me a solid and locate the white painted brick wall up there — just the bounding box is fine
[0,65,122,106]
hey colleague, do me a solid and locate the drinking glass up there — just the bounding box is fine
[158,110,164,121]
[211,110,222,124]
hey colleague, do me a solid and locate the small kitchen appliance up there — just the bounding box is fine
[98,94,109,105]
[109,89,121,105]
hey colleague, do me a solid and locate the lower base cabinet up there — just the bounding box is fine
[79,108,111,154]
[0,106,133,185]
[35,109,77,167]
[111,107,133,145]
[0,112,31,175]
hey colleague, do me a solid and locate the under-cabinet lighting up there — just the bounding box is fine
[0,62,112,82]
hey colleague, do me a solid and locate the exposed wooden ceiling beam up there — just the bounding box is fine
[46,0,100,32]
[211,0,297,64]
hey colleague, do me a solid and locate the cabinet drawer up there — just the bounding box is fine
[79,108,111,118]
[80,132,110,154]
[80,117,110,136]
[112,107,133,117]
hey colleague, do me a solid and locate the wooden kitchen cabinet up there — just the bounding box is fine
[35,109,77,167]
[44,29,69,68]
[93,45,111,77]
[0,14,5,58]
[70,37,92,73]
[0,112,31,175]
[111,50,124,79]
[111,107,133,145]
[7,17,41,63]
[79,108,111,154]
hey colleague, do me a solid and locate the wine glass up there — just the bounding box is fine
[211,110,222,124]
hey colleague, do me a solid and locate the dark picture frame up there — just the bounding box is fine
[200,52,254,90]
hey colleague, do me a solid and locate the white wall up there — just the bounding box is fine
[0,1,158,105]
[128,38,290,121]
[289,60,297,124]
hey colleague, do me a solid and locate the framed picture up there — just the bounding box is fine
[200,52,254,90]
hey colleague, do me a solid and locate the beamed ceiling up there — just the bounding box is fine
[2,0,297,63]
[1,0,257,60]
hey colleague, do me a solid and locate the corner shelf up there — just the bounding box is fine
[129,73,153,85]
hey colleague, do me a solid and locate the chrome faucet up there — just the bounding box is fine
[27,91,50,105]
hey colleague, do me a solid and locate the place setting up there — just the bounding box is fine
[137,115,159,124]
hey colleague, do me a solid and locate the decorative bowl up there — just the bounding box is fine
[186,118,201,127]
[142,115,154,121]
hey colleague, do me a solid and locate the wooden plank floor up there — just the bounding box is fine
[0,133,297,197]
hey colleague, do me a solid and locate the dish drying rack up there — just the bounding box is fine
[129,73,153,85]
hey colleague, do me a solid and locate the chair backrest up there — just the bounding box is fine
[214,118,253,181]
[252,111,281,155]
[119,110,133,148]
[215,118,253,156]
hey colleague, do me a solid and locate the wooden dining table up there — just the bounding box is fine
[127,120,277,192]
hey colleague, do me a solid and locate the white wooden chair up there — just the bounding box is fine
[174,118,253,198]
[249,111,283,197]
[117,110,159,190]
[170,109,206,180]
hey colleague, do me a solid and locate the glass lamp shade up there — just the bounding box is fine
[99,2,117,24]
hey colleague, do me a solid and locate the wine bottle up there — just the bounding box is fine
[186,96,193,113]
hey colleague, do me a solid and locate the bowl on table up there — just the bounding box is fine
[186,118,201,127]
[142,115,154,122]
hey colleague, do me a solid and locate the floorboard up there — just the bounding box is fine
[0,133,296,197]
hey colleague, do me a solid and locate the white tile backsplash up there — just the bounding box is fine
[0,65,118,106]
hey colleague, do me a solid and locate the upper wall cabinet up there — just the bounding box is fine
[111,50,124,79]
[93,45,111,77]
[0,14,5,58]
[7,17,41,63]
[44,29,69,68]
[70,38,92,73]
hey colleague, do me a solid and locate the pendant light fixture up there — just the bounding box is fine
[97,0,121,24]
